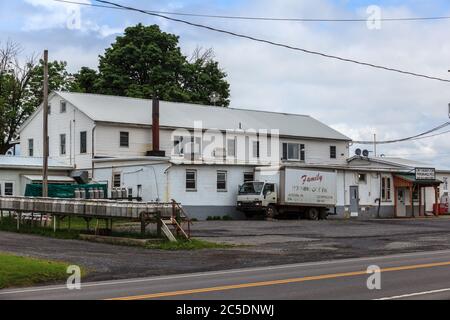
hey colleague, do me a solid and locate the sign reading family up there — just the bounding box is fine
[415,168,436,180]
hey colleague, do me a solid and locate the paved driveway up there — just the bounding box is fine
[2,217,450,283]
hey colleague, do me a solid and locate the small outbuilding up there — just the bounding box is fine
[0,156,74,196]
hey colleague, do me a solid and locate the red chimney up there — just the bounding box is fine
[147,99,166,157]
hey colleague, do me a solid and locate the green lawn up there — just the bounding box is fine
[0,253,72,289]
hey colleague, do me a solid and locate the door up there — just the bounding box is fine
[397,188,407,217]
[350,186,359,217]
[262,183,277,206]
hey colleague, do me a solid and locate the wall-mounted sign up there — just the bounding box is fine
[415,167,436,180]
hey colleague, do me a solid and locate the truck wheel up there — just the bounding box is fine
[307,208,319,220]
[266,205,278,219]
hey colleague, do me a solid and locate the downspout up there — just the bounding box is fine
[91,124,96,181]
[69,120,73,166]
[73,108,76,168]
[164,164,173,202]
[377,173,382,218]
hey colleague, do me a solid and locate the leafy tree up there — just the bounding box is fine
[184,47,230,106]
[70,67,99,93]
[27,60,73,108]
[95,24,230,106]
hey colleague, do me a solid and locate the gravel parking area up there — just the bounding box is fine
[2,217,450,283]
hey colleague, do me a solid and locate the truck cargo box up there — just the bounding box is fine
[280,168,337,207]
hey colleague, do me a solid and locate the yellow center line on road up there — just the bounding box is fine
[107,260,450,300]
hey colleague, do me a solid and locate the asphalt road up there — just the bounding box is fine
[2,249,450,300]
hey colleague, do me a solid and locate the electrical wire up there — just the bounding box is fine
[54,0,450,23]
[353,122,450,144]
[52,0,450,84]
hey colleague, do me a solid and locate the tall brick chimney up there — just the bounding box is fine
[147,99,166,157]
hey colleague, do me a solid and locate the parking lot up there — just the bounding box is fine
[2,217,450,282]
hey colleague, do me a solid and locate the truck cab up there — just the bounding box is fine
[237,181,277,218]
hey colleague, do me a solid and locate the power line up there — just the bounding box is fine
[383,152,450,157]
[353,122,450,144]
[54,0,450,22]
[56,0,450,84]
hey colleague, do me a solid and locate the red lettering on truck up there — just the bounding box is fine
[301,173,323,185]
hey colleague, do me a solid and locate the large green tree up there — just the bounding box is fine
[28,60,73,108]
[90,24,230,106]
[70,67,99,93]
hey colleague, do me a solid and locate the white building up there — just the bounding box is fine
[17,91,449,219]
[335,157,449,218]
[19,91,352,219]
[0,156,73,197]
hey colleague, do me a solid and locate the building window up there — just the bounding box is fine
[227,138,236,157]
[300,144,305,161]
[60,101,67,113]
[217,171,227,192]
[60,134,66,155]
[185,136,202,160]
[381,177,391,201]
[28,139,34,157]
[120,131,129,148]
[186,170,197,191]
[173,136,184,155]
[113,173,121,188]
[282,143,305,161]
[252,141,260,158]
[358,173,367,184]
[244,172,254,183]
[80,131,87,154]
[4,183,13,196]
[330,146,337,159]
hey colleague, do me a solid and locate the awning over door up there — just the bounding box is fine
[394,173,442,217]
[394,173,442,187]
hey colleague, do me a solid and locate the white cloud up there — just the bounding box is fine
[22,0,121,38]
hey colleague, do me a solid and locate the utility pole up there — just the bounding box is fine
[42,50,49,198]
[373,133,377,157]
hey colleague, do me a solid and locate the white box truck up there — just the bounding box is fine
[236,167,337,220]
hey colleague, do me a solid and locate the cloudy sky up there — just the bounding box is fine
[2,0,450,168]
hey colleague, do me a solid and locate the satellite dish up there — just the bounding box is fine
[355,148,362,156]
[362,149,369,157]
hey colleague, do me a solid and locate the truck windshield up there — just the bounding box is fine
[239,182,264,195]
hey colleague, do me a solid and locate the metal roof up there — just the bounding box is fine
[23,175,75,182]
[347,156,433,169]
[0,156,73,170]
[56,92,351,141]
